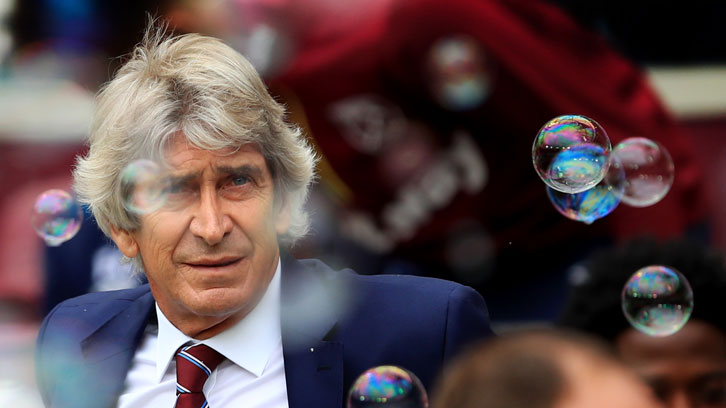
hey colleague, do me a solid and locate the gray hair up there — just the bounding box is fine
[73,24,317,249]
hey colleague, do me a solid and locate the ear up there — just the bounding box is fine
[109,224,140,258]
[275,195,291,235]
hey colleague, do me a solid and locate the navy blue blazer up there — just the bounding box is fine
[36,253,493,408]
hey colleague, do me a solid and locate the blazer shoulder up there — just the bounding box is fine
[353,272,471,298]
[295,257,480,305]
[38,284,152,341]
[56,284,151,307]
[36,285,154,407]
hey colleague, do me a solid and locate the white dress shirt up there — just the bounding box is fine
[117,260,289,408]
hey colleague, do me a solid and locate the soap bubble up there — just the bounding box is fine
[348,365,429,408]
[532,115,611,194]
[37,328,118,408]
[546,155,625,224]
[426,35,492,111]
[120,159,170,215]
[621,265,693,337]
[611,137,674,207]
[31,189,83,246]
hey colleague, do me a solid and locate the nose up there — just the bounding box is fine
[189,188,232,246]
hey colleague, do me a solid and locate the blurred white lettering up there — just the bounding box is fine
[343,132,488,251]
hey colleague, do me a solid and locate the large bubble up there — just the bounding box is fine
[426,35,492,111]
[120,159,170,215]
[37,329,118,408]
[31,189,83,246]
[532,115,611,194]
[348,365,429,408]
[611,137,674,207]
[621,265,693,337]
[546,155,625,224]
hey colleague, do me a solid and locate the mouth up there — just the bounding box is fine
[183,257,243,269]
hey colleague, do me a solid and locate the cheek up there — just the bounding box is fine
[137,217,188,272]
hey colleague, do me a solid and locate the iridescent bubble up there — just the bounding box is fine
[532,115,611,194]
[611,137,674,207]
[31,189,83,246]
[348,365,429,408]
[37,329,118,408]
[120,159,170,215]
[426,35,492,111]
[621,265,693,337]
[546,155,625,224]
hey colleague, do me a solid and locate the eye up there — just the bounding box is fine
[231,175,249,186]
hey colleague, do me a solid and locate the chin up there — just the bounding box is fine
[188,287,251,317]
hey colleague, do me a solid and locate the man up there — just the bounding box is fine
[559,238,726,408]
[432,329,664,408]
[34,25,493,408]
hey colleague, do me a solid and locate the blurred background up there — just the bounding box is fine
[1,0,725,404]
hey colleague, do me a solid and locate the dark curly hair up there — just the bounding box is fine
[558,236,726,341]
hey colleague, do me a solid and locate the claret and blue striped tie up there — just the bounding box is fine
[175,344,225,408]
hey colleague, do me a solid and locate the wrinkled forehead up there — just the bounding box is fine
[162,134,267,174]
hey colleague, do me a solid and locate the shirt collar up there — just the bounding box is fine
[155,258,282,382]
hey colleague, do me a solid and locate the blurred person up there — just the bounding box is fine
[432,329,663,408]
[559,237,726,408]
[163,0,712,321]
[34,23,493,408]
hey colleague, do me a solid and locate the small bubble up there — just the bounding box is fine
[31,189,83,246]
[611,137,674,207]
[347,365,428,408]
[120,159,171,215]
[621,265,693,337]
[546,154,625,224]
[532,115,611,194]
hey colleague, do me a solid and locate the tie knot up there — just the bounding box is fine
[175,344,225,394]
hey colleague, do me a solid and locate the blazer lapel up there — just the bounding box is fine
[280,253,345,408]
[74,290,155,408]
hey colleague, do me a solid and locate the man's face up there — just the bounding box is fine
[112,136,289,330]
[616,320,726,408]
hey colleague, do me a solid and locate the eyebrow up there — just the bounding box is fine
[216,164,264,180]
[167,164,265,186]
[167,172,199,188]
